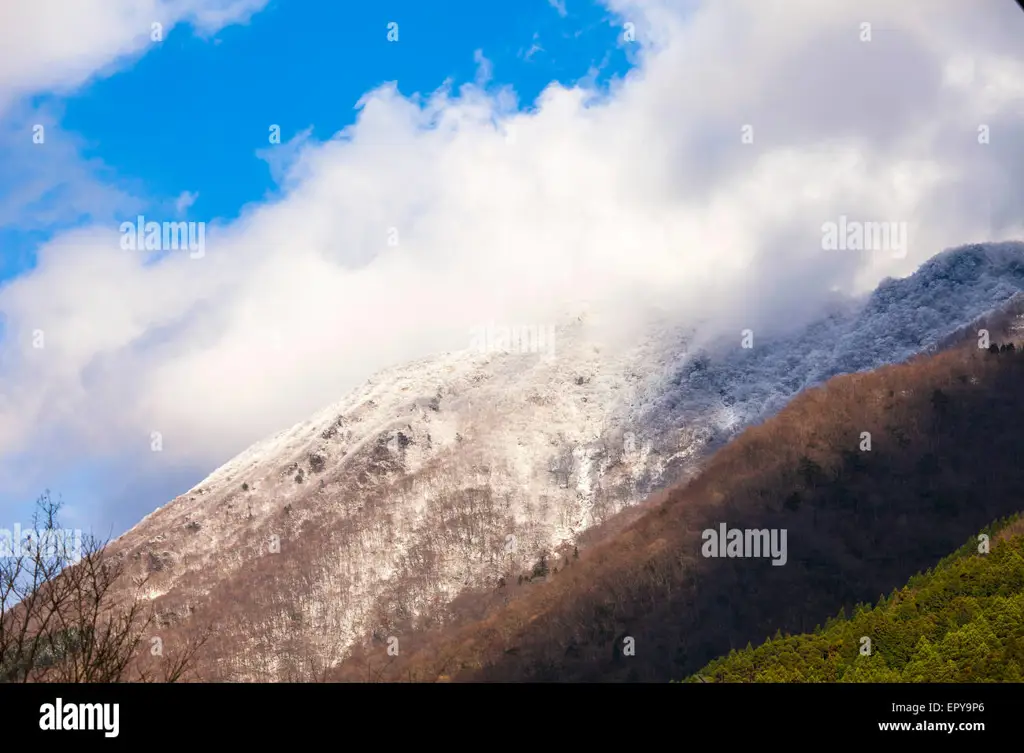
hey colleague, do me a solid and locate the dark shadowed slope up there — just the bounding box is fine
[331,332,1024,682]
[684,514,1024,682]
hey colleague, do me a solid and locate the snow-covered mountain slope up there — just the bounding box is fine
[638,241,1024,450]
[108,241,1024,680]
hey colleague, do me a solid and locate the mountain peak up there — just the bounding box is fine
[108,240,1024,679]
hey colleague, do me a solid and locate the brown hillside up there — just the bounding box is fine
[327,338,1024,682]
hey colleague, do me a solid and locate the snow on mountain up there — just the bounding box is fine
[638,241,1024,449]
[109,241,1024,680]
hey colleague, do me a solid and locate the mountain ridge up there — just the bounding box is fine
[107,240,1024,680]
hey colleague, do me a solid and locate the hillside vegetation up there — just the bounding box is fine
[685,515,1024,682]
[328,332,1024,682]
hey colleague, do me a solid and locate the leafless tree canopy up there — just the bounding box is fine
[0,492,208,683]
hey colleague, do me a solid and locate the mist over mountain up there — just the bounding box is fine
[102,240,1024,679]
[631,241,1024,460]
[6,0,1024,546]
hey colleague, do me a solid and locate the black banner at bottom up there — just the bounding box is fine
[0,683,1010,745]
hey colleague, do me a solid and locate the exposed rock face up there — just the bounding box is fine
[107,241,1024,680]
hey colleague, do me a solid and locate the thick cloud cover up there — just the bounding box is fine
[2,0,1024,533]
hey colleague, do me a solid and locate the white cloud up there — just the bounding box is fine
[0,0,269,521]
[3,0,1024,528]
[0,0,270,242]
[174,191,200,214]
[548,0,568,18]
[520,33,545,62]
[0,101,142,233]
[0,0,269,111]
[472,49,493,86]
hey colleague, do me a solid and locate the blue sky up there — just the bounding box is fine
[0,0,637,536]
[2,0,1023,542]
[2,0,632,286]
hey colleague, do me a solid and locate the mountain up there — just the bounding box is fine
[106,241,1024,680]
[344,316,1024,682]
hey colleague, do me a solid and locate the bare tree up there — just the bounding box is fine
[0,491,210,683]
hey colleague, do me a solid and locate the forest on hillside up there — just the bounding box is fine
[684,515,1024,682]
[328,341,1024,682]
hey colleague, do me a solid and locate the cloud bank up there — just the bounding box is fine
[2,0,1024,533]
